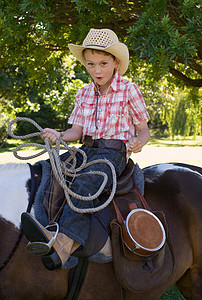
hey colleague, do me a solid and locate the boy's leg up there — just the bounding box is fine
[58,146,127,246]
[22,146,126,270]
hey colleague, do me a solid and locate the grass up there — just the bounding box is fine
[1,135,201,153]
[0,139,37,153]
[0,137,79,153]
[148,135,202,147]
[159,285,185,300]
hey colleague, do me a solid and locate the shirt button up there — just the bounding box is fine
[98,120,100,123]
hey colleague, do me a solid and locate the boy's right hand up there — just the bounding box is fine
[42,128,60,144]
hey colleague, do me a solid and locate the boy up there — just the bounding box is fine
[21,28,150,270]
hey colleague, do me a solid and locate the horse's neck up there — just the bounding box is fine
[0,163,30,229]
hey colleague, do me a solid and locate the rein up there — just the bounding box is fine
[7,117,117,214]
[0,164,37,272]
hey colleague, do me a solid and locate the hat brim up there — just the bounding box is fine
[68,43,129,75]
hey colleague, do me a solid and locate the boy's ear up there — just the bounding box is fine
[115,59,121,71]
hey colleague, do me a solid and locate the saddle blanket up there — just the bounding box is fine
[33,160,144,269]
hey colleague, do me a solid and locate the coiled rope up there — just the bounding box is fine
[7,117,117,213]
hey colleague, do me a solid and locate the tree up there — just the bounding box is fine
[0,0,201,91]
[0,0,201,142]
[165,88,202,138]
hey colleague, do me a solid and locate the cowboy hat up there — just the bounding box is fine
[68,28,129,75]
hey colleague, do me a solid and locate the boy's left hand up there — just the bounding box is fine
[128,137,142,153]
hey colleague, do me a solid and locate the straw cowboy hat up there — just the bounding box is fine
[68,28,129,75]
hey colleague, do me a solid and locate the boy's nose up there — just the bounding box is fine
[95,66,101,74]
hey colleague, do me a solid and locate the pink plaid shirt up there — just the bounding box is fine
[68,72,149,143]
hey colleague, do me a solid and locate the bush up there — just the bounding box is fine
[15,99,61,136]
[0,111,16,148]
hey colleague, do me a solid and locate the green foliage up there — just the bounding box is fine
[0,0,201,89]
[44,78,85,120]
[0,52,74,136]
[127,0,200,84]
[128,62,201,138]
[0,111,12,146]
[0,0,201,139]
[15,98,60,135]
[128,63,173,135]
[165,88,201,138]
[159,284,185,299]
[0,52,68,104]
[0,99,16,146]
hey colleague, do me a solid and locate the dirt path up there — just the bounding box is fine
[130,145,202,168]
[1,145,201,167]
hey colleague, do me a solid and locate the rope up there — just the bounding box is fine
[7,117,117,213]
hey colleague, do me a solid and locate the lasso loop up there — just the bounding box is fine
[7,117,117,213]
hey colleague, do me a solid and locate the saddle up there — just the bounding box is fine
[42,158,174,295]
[42,158,135,257]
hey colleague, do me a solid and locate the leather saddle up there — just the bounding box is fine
[42,158,135,258]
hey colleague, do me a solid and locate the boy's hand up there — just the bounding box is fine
[42,128,60,144]
[128,137,142,153]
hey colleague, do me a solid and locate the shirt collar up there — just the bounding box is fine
[110,71,122,92]
[92,71,123,94]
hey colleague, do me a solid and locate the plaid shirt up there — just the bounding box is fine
[68,72,149,142]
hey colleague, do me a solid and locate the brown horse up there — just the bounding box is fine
[0,162,201,300]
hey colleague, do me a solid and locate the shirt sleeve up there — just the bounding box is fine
[128,83,150,124]
[68,90,85,127]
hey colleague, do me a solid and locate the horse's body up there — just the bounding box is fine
[0,162,201,300]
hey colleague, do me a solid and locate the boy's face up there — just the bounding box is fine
[84,49,119,91]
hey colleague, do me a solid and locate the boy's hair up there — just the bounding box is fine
[82,48,116,61]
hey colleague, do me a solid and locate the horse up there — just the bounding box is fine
[0,161,201,300]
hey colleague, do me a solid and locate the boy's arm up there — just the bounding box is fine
[43,124,83,144]
[128,120,150,153]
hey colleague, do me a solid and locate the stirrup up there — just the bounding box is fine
[25,223,59,256]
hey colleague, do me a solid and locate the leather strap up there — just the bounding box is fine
[113,184,150,226]
[113,199,125,224]
[113,186,164,256]
[128,202,138,211]
[83,135,126,152]
[65,257,89,300]
[133,184,150,211]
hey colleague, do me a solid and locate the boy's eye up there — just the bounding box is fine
[87,62,94,66]
[102,62,108,66]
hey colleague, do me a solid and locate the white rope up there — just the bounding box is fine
[7,117,117,213]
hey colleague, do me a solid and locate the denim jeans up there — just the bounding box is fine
[58,145,127,245]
